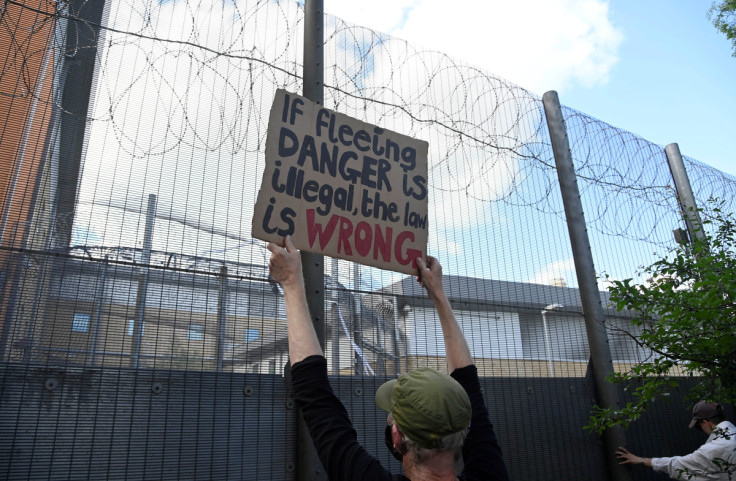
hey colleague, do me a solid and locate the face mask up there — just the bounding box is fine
[384,425,404,462]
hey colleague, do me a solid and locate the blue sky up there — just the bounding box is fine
[325,0,736,177]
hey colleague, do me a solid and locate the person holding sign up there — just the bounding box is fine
[267,236,510,481]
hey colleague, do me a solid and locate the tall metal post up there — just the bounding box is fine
[89,255,109,366]
[216,265,228,372]
[298,1,327,480]
[541,303,563,377]
[330,259,340,374]
[131,194,157,368]
[664,143,704,243]
[392,296,402,375]
[301,0,325,358]
[543,91,632,481]
[54,0,109,248]
[352,262,364,375]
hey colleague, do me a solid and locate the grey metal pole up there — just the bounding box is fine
[298,1,327,480]
[216,265,228,372]
[89,255,109,366]
[331,302,340,374]
[54,0,109,248]
[542,91,632,481]
[301,0,325,354]
[353,262,364,375]
[392,296,401,375]
[664,143,704,243]
[540,305,558,376]
[131,194,157,368]
[331,259,340,374]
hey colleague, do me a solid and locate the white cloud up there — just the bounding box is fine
[597,276,618,293]
[324,0,419,34]
[325,0,623,95]
[528,257,576,286]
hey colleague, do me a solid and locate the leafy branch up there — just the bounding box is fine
[586,199,736,435]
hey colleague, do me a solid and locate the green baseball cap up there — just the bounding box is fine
[375,367,471,449]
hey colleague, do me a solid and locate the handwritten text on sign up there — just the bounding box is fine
[252,89,428,274]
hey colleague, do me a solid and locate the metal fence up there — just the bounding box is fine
[2,0,735,479]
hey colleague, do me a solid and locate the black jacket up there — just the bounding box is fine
[291,355,510,481]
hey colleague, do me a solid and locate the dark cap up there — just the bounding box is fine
[375,367,471,449]
[689,401,721,428]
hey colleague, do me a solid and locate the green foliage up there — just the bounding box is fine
[586,200,736,435]
[709,1,736,57]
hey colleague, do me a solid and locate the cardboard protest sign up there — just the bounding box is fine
[252,89,428,275]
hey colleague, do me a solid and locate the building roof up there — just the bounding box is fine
[376,274,631,318]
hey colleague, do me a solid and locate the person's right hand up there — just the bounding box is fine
[267,235,303,290]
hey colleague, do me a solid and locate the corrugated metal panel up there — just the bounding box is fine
[407,307,522,359]
[0,364,297,480]
[1,365,726,480]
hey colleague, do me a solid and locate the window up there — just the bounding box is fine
[126,319,145,336]
[72,313,91,333]
[188,324,203,341]
[245,328,259,343]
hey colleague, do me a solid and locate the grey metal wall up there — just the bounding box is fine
[0,364,296,480]
[1,363,717,480]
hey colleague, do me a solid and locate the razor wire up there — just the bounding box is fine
[2,0,736,371]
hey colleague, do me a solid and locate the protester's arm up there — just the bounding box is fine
[648,445,726,478]
[267,236,322,363]
[417,256,510,480]
[416,256,472,371]
[615,447,651,467]
[452,365,510,481]
[271,237,391,481]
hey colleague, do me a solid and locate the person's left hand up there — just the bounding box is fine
[416,256,445,302]
[267,236,303,290]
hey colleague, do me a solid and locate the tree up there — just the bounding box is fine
[709,1,736,57]
[586,200,736,435]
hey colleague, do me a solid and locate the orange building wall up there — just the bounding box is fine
[0,1,57,346]
[0,0,57,262]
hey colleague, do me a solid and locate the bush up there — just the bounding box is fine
[586,200,736,434]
